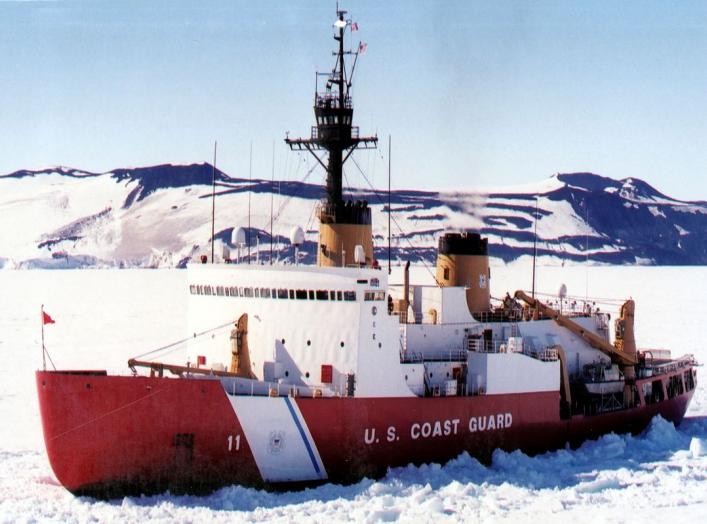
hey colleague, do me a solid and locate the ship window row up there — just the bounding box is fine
[189,284,378,302]
[317,114,352,126]
[364,291,386,301]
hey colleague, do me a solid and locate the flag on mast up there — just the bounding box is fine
[351,22,359,31]
[42,311,56,325]
[358,42,367,54]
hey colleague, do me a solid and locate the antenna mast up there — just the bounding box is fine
[531,195,538,298]
[388,135,392,275]
[248,141,252,264]
[211,141,217,264]
[285,8,378,267]
[270,141,275,264]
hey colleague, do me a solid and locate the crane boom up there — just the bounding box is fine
[514,290,638,366]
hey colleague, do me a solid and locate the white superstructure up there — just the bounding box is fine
[186,260,614,401]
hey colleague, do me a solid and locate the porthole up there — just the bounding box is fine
[371,306,377,316]
[307,340,311,346]
[306,372,310,378]
[405,375,408,380]
[285,371,289,377]
[340,341,345,348]
[281,338,286,344]
[378,342,382,348]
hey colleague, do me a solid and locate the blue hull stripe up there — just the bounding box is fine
[283,396,321,477]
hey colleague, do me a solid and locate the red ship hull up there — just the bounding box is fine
[36,369,694,498]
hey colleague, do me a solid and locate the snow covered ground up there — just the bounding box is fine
[1,263,706,523]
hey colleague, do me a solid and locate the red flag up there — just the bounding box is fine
[358,42,367,55]
[42,311,55,325]
[351,22,359,31]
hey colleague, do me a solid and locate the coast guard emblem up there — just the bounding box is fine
[268,430,285,455]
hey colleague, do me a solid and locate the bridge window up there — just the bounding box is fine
[261,288,271,298]
[278,288,288,299]
[343,291,356,301]
[316,290,329,300]
[296,289,307,300]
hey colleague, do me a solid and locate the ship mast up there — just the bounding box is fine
[285,8,378,267]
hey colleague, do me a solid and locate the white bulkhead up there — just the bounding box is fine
[186,263,414,397]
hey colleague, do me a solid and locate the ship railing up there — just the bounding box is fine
[465,338,559,362]
[647,354,697,376]
[638,348,673,362]
[309,126,359,140]
[467,338,518,354]
[399,349,466,363]
[422,349,467,362]
[311,126,360,139]
[531,347,559,362]
[400,350,424,363]
[315,93,352,109]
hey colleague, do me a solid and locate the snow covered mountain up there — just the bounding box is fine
[1,163,705,268]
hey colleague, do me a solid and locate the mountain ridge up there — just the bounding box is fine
[1,164,705,268]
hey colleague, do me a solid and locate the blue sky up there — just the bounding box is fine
[1,0,707,200]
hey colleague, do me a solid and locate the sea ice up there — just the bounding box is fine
[1,264,705,522]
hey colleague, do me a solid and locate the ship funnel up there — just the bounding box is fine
[436,232,491,316]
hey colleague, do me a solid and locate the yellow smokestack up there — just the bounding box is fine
[435,232,491,316]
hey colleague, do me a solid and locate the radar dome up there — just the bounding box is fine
[231,227,246,246]
[290,226,305,246]
[354,244,365,264]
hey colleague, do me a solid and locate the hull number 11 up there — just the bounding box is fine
[228,434,241,451]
